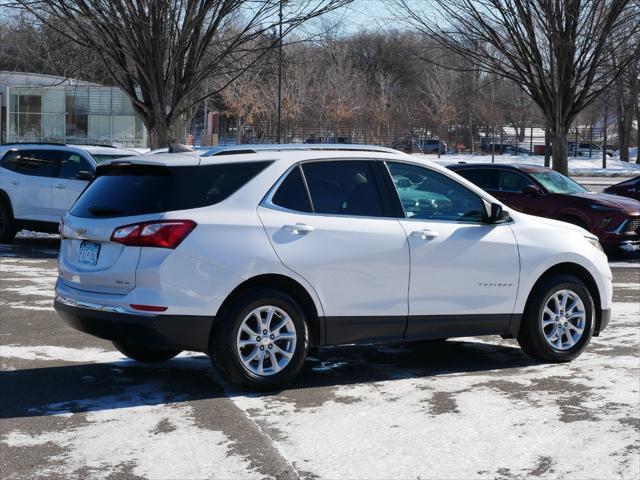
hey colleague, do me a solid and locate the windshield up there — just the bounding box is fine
[530,171,588,194]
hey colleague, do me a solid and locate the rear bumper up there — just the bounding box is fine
[54,297,213,352]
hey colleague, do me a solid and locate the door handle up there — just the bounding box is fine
[10,180,19,185]
[54,184,66,189]
[411,229,439,240]
[282,223,314,235]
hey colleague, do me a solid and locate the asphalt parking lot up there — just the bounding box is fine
[1,234,638,480]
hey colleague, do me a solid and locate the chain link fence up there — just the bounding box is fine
[188,117,630,159]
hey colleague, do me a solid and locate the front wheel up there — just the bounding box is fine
[112,341,181,362]
[211,289,309,391]
[517,275,595,363]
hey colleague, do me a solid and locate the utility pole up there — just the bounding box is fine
[276,0,283,144]
[203,81,208,146]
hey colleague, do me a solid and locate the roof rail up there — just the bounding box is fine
[201,143,400,157]
[1,142,68,146]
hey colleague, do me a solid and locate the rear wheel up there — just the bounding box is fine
[211,289,309,391]
[0,201,17,243]
[517,275,595,363]
[112,341,181,362]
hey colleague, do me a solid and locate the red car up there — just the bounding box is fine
[448,163,640,255]
[603,176,640,202]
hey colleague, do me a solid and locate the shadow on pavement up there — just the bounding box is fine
[0,235,60,259]
[1,340,539,419]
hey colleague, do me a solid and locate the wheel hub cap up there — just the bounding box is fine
[236,305,297,376]
[541,289,586,351]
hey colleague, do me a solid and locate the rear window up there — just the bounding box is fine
[70,161,271,218]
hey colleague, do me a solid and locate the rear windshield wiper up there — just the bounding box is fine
[88,206,123,216]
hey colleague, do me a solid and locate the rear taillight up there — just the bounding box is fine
[111,220,196,248]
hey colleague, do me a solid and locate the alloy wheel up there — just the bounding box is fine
[236,305,297,376]
[541,289,586,351]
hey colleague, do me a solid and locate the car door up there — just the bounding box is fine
[0,149,58,222]
[257,160,410,345]
[385,161,520,340]
[495,169,550,217]
[51,151,93,218]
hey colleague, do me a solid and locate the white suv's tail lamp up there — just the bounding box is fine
[111,220,197,248]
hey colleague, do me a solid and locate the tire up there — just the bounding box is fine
[112,341,181,362]
[0,201,17,243]
[517,275,595,363]
[210,288,309,391]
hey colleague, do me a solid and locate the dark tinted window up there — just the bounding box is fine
[59,153,92,179]
[499,170,531,193]
[272,166,312,212]
[455,168,499,190]
[91,154,133,164]
[388,162,486,222]
[301,161,385,217]
[1,150,61,178]
[70,161,270,218]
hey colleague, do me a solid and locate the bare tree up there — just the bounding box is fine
[390,0,640,174]
[15,0,352,148]
[613,23,640,162]
[419,62,457,157]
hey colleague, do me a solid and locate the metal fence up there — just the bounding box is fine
[187,117,628,158]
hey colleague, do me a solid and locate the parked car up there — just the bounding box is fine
[392,139,447,154]
[448,163,640,254]
[55,146,611,390]
[603,176,640,202]
[304,136,351,144]
[481,144,530,155]
[0,143,98,241]
[72,145,140,164]
[568,143,614,158]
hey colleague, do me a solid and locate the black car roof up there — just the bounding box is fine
[447,163,549,173]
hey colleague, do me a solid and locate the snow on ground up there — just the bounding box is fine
[417,153,640,176]
[3,377,263,480]
[231,302,640,480]
[0,258,57,311]
[2,248,638,479]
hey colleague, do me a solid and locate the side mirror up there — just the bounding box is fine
[488,203,510,223]
[76,170,94,181]
[522,184,542,196]
[396,178,411,189]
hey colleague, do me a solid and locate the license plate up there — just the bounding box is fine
[78,241,101,266]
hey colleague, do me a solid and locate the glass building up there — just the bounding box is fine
[1,72,146,147]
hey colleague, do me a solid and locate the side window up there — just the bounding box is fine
[387,162,486,223]
[301,161,385,217]
[499,170,531,193]
[272,166,312,213]
[455,169,499,190]
[59,153,91,179]
[0,150,59,178]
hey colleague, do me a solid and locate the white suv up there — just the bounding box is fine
[0,143,139,242]
[54,147,613,390]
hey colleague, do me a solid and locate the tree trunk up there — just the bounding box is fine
[616,83,633,163]
[147,117,175,150]
[235,117,243,145]
[550,128,569,176]
[637,100,640,164]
